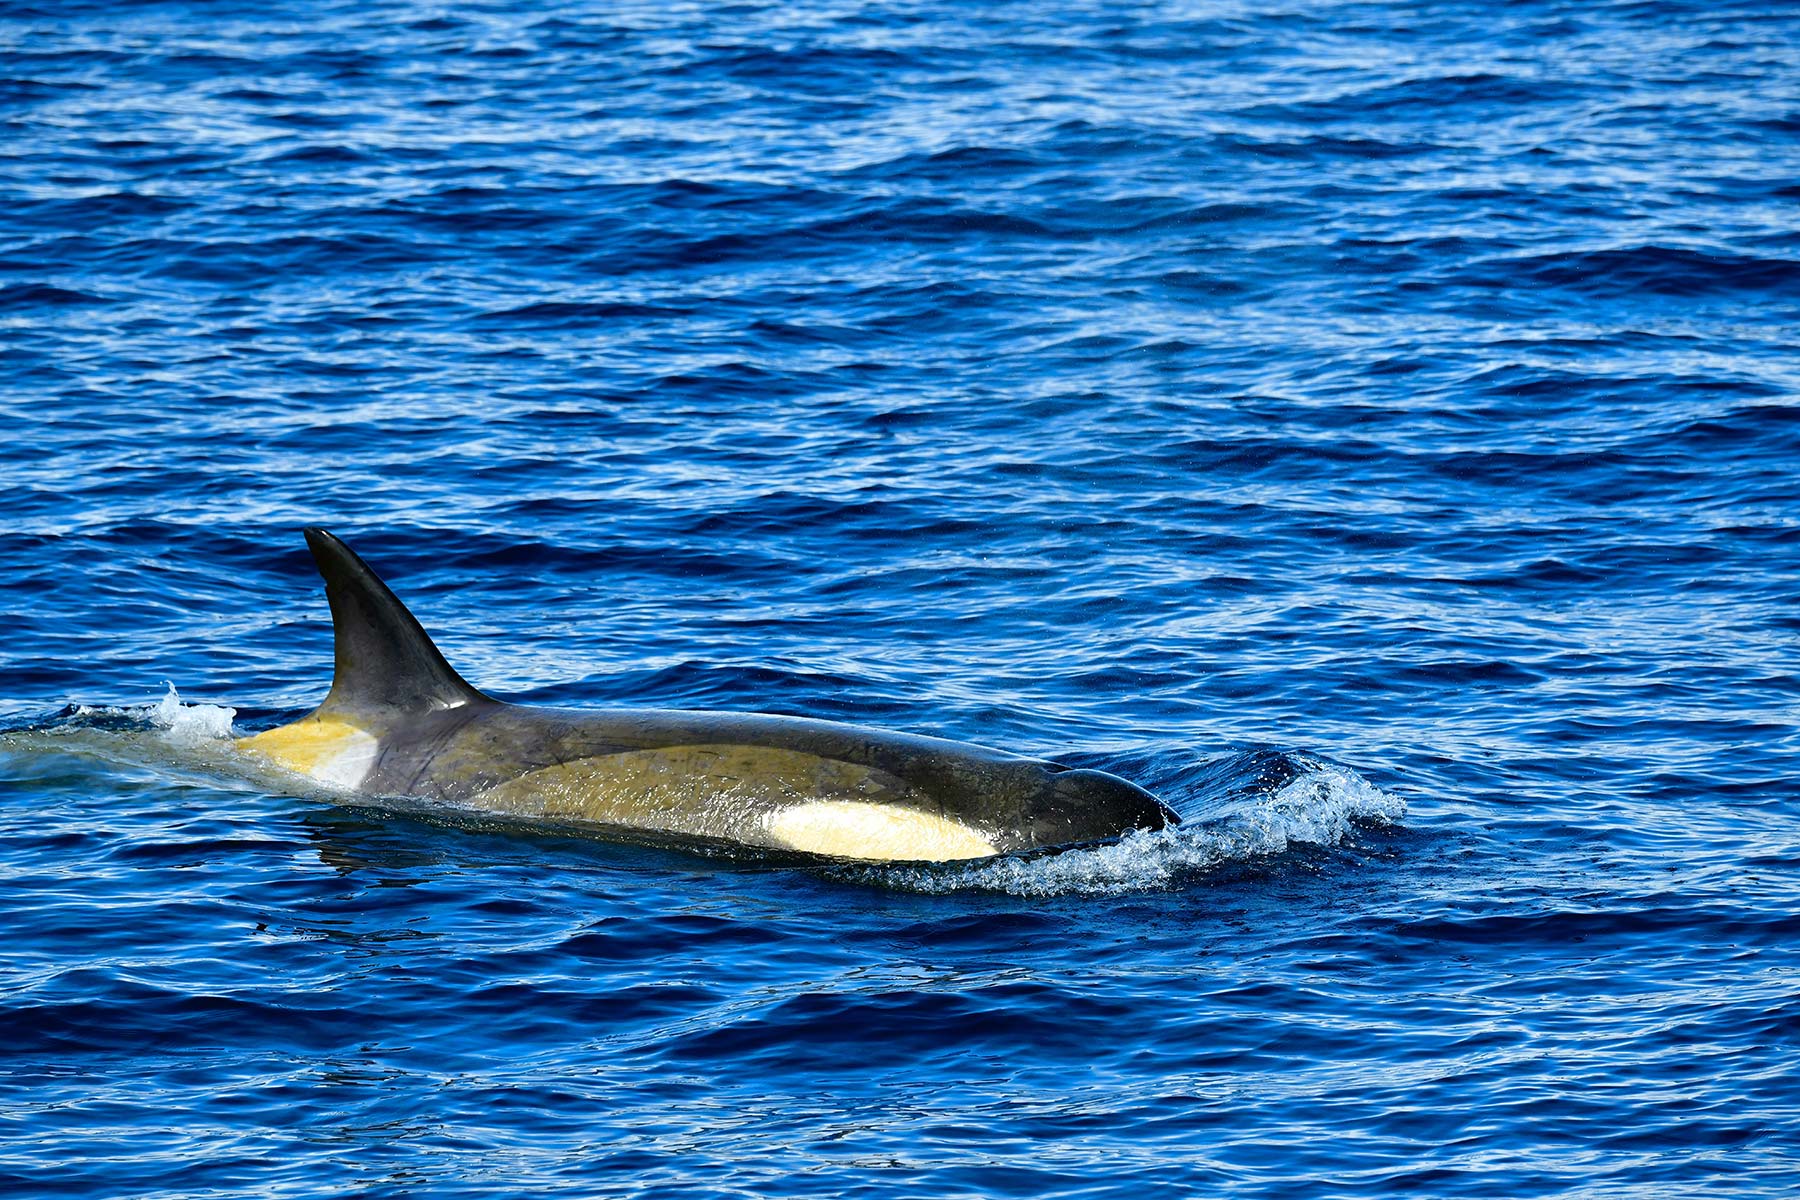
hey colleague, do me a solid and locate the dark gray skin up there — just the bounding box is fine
[241,529,1177,862]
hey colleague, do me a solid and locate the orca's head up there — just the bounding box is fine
[1012,765,1178,851]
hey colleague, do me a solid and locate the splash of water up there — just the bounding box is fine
[70,683,239,746]
[857,754,1406,896]
[147,682,239,745]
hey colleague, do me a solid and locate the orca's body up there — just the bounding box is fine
[240,530,1177,862]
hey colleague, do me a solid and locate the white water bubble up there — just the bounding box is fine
[148,682,238,746]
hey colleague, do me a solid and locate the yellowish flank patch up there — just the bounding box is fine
[468,745,996,861]
[764,800,997,862]
[473,744,902,827]
[238,716,378,789]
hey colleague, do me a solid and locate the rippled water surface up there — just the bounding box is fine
[4,1,1799,1196]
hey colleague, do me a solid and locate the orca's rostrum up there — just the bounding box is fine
[239,529,1177,862]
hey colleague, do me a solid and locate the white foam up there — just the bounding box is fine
[143,682,239,745]
[859,756,1406,897]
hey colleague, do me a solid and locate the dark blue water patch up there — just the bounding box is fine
[0,282,116,308]
[1456,244,1800,297]
[0,77,102,105]
[15,190,187,227]
[263,143,379,166]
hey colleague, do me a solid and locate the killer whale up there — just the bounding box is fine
[238,529,1177,862]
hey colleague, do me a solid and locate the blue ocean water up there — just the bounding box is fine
[4,0,1799,1194]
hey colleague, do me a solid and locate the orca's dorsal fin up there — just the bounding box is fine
[303,528,489,715]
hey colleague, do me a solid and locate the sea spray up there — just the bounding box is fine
[858,752,1406,897]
